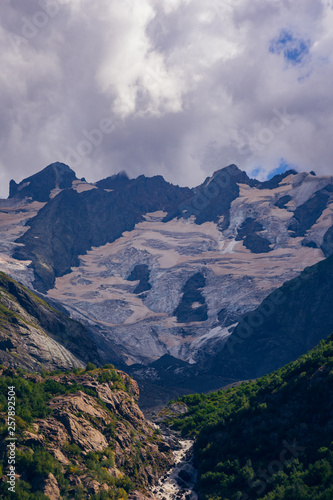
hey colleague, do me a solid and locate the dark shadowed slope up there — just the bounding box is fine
[207,253,333,380]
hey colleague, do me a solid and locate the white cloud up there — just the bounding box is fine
[0,0,332,198]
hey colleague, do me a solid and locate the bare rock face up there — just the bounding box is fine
[95,383,146,426]
[32,473,61,500]
[0,271,102,371]
[21,430,45,446]
[37,417,69,448]
[51,449,71,466]
[42,473,61,500]
[50,392,109,453]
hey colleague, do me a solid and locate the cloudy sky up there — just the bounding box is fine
[0,0,333,198]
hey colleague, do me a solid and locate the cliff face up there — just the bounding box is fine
[0,366,173,499]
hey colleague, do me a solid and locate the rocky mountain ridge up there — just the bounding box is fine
[0,162,333,391]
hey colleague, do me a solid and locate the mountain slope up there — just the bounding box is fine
[129,251,333,411]
[45,168,333,367]
[172,334,333,500]
[0,272,103,371]
[206,253,333,381]
[0,365,173,499]
[13,174,191,291]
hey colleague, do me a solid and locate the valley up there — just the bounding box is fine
[0,162,333,499]
[3,1,333,498]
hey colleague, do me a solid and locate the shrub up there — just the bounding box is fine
[98,369,122,384]
[62,442,82,458]
[16,447,61,478]
[85,362,97,371]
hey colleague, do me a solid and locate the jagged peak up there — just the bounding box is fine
[201,164,255,190]
[9,162,77,202]
[11,162,76,185]
[107,170,130,180]
[95,170,131,190]
[256,169,298,190]
[212,164,244,178]
[43,161,75,173]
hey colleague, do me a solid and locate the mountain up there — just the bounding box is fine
[132,250,333,410]
[0,365,173,499]
[0,271,117,371]
[13,172,190,292]
[172,334,333,499]
[1,162,333,394]
[1,161,333,498]
[9,162,78,203]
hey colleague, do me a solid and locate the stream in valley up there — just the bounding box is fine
[151,438,198,500]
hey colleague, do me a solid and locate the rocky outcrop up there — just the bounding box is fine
[127,264,152,294]
[173,272,208,323]
[0,367,173,498]
[50,393,109,453]
[45,473,62,500]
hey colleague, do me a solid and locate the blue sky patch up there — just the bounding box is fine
[250,160,298,182]
[269,30,310,65]
[267,160,298,180]
[249,167,264,179]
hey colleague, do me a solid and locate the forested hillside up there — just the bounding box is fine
[172,335,333,500]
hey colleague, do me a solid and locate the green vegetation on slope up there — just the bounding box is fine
[171,335,333,500]
[0,366,125,430]
[0,271,58,314]
[0,365,169,499]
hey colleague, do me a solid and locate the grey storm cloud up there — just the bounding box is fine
[0,0,333,197]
